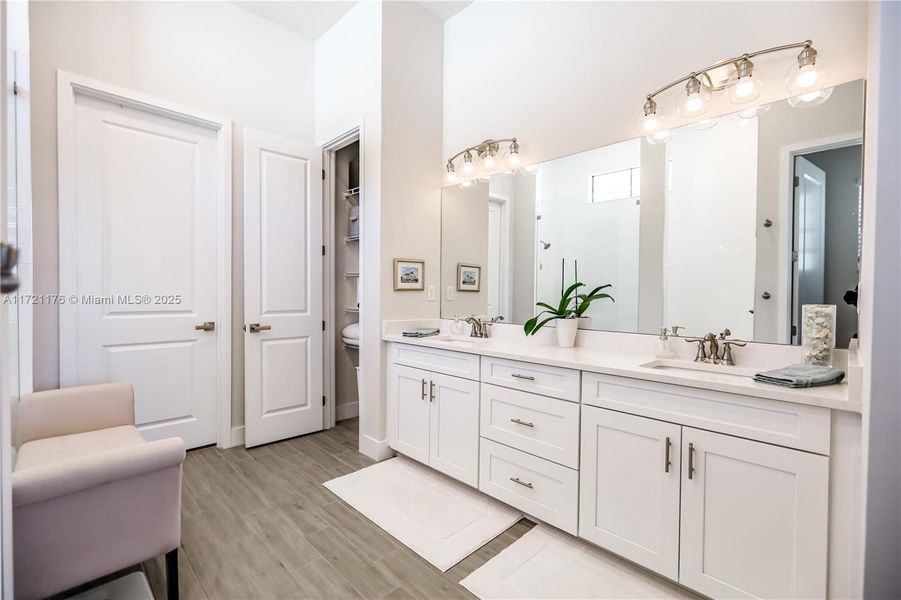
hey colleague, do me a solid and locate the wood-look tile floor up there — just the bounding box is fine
[126,418,533,600]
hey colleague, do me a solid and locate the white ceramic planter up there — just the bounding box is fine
[556,318,579,348]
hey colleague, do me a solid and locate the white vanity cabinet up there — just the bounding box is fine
[386,339,844,599]
[387,346,480,487]
[679,427,829,599]
[579,406,682,580]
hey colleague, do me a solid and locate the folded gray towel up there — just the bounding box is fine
[402,328,440,338]
[753,364,845,388]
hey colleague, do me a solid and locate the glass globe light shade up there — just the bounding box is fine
[461,152,475,175]
[787,86,834,108]
[728,74,762,104]
[678,77,710,118]
[645,128,671,145]
[481,150,497,171]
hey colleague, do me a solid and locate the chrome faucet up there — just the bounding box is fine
[465,315,503,338]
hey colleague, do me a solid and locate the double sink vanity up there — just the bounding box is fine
[384,322,861,599]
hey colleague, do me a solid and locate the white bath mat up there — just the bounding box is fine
[324,455,522,571]
[461,525,695,599]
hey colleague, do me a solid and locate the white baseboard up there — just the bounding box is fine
[227,425,245,448]
[336,401,359,422]
[359,433,395,462]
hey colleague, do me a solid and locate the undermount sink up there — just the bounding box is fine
[640,358,758,379]
[430,335,478,346]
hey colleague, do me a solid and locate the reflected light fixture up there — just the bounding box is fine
[444,138,522,185]
[640,39,830,140]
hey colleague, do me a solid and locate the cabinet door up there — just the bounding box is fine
[579,406,681,580]
[680,428,829,599]
[429,372,480,487]
[387,364,431,464]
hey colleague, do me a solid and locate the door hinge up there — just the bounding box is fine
[322,244,326,256]
[12,82,17,96]
[322,168,326,181]
[793,175,800,187]
[322,395,326,406]
[322,320,326,331]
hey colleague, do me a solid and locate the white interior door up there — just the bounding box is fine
[244,127,323,447]
[792,156,827,342]
[59,81,227,449]
[487,197,508,318]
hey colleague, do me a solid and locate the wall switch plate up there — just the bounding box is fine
[427,285,436,301]
[446,286,456,301]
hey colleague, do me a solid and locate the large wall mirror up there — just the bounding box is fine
[440,79,865,347]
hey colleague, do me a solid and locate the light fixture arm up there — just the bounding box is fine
[645,40,814,100]
[446,138,518,165]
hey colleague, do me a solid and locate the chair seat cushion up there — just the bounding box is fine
[15,425,145,472]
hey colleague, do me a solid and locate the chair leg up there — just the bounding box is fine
[165,548,179,600]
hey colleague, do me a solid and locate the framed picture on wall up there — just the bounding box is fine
[394,258,425,291]
[457,263,481,292]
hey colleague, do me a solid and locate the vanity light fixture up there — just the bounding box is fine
[445,138,522,186]
[641,40,831,140]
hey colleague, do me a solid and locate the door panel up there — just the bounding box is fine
[65,91,221,448]
[387,364,430,464]
[244,127,322,447]
[792,157,827,342]
[429,372,480,486]
[680,427,829,599]
[579,406,681,580]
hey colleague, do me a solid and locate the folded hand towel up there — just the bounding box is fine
[342,322,360,341]
[402,328,440,338]
[753,364,845,388]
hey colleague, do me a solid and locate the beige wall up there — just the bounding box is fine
[441,182,490,317]
[29,2,316,435]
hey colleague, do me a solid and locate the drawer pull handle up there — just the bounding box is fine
[509,477,533,489]
[421,379,428,400]
[429,381,436,402]
[688,442,695,480]
[664,436,672,473]
[510,418,535,428]
[511,373,536,381]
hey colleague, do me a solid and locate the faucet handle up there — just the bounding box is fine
[718,328,732,339]
[685,337,708,362]
[720,339,747,366]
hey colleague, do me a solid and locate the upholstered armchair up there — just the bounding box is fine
[11,383,185,600]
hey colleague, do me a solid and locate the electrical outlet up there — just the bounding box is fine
[427,285,436,301]
[446,286,456,301]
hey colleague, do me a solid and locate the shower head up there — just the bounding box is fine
[539,240,551,250]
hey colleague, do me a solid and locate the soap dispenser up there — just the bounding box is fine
[655,327,675,358]
[450,315,465,336]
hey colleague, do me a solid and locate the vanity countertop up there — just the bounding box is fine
[383,333,861,413]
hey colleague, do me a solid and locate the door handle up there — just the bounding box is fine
[664,436,672,473]
[247,323,272,333]
[511,373,536,381]
[0,242,19,293]
[509,477,533,489]
[195,321,215,332]
[429,381,436,402]
[510,418,535,428]
[688,442,695,480]
[421,379,427,400]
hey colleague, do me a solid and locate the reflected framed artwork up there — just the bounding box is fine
[457,263,481,292]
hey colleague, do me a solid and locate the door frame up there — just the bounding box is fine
[56,71,234,447]
[776,131,862,343]
[321,124,362,430]
[487,193,511,319]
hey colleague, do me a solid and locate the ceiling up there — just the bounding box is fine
[234,1,472,41]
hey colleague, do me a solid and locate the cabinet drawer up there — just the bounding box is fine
[480,356,580,402]
[582,372,831,454]
[479,438,579,534]
[480,383,580,468]
[391,343,480,380]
